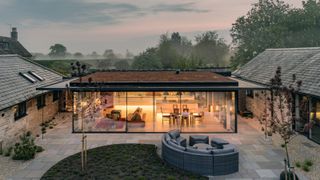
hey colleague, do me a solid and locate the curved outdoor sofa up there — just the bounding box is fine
[162,130,239,176]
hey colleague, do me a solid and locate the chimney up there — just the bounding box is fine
[11,27,18,41]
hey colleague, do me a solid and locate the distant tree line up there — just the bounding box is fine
[32,0,320,71]
[33,44,134,61]
[231,0,320,69]
[132,31,230,70]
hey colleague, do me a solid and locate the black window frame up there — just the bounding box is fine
[37,94,46,109]
[246,89,254,98]
[53,91,60,102]
[14,101,27,120]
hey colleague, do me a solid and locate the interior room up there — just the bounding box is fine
[73,91,236,133]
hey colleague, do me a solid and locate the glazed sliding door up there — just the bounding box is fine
[72,91,127,132]
[154,91,181,132]
[126,92,154,132]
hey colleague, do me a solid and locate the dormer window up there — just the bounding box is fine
[29,71,44,81]
[0,42,9,50]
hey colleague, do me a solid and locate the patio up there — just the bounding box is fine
[2,113,313,180]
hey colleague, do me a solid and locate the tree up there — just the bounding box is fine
[103,49,117,59]
[231,0,320,69]
[49,44,67,57]
[125,49,134,59]
[173,55,203,69]
[260,67,302,179]
[157,32,192,68]
[97,60,112,70]
[194,31,229,66]
[89,51,100,59]
[74,52,83,59]
[114,60,130,70]
[132,48,162,69]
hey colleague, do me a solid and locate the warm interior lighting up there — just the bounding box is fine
[81,102,88,107]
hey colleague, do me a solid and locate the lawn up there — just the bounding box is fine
[41,144,207,180]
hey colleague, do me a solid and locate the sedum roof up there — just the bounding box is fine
[71,71,236,84]
[233,47,320,97]
[0,55,63,110]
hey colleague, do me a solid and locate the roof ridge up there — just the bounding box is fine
[266,47,320,51]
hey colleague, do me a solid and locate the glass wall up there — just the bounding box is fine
[73,91,127,132]
[73,91,236,133]
[310,98,320,143]
[127,92,154,132]
[154,92,181,132]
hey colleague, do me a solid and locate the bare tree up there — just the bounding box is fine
[260,67,302,179]
[70,61,88,172]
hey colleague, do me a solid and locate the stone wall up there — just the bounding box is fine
[0,92,59,149]
[246,90,268,119]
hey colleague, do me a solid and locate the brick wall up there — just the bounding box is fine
[0,92,59,149]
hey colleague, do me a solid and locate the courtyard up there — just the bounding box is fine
[1,113,317,180]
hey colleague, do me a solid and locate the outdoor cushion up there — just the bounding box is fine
[189,135,209,146]
[168,139,185,151]
[168,129,180,139]
[211,138,229,149]
[165,134,171,142]
[171,139,178,144]
[176,136,187,147]
[186,146,212,154]
[212,148,234,154]
[223,144,236,151]
[211,138,229,145]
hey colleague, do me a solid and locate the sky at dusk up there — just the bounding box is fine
[0,0,303,55]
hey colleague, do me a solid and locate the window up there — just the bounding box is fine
[53,91,60,102]
[246,90,254,98]
[14,102,27,120]
[0,42,9,50]
[19,72,36,83]
[29,71,44,81]
[37,94,46,109]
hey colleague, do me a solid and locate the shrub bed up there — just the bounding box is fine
[41,144,207,180]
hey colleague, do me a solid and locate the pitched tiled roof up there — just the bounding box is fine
[0,36,32,57]
[233,47,320,97]
[0,55,63,110]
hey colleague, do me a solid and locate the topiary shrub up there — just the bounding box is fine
[12,132,40,160]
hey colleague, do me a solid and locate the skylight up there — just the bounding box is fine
[29,71,44,81]
[19,72,36,83]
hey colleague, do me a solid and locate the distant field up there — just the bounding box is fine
[35,59,132,76]
[35,60,85,76]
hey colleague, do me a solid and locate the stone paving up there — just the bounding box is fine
[2,113,312,180]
